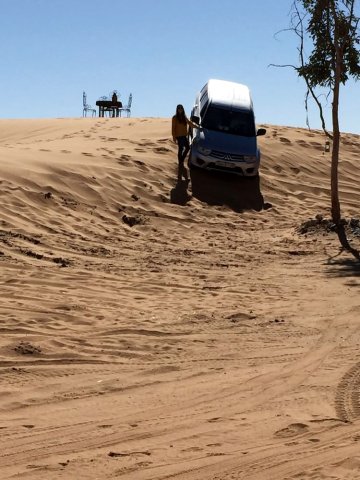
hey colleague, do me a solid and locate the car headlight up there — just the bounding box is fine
[243,155,257,163]
[198,145,212,155]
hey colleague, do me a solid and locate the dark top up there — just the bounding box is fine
[96,100,123,108]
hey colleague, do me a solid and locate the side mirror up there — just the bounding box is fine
[257,128,266,136]
[191,115,200,125]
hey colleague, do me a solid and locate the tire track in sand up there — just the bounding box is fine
[335,362,360,422]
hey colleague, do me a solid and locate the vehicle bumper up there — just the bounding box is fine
[189,151,259,176]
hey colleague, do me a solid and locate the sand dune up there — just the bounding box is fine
[0,117,360,479]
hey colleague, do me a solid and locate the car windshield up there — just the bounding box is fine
[202,105,255,137]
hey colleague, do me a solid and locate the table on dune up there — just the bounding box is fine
[95,100,123,117]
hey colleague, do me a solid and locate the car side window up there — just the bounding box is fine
[200,100,208,120]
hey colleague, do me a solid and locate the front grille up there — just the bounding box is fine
[209,150,244,162]
[208,162,244,174]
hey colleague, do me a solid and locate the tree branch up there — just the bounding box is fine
[293,1,333,138]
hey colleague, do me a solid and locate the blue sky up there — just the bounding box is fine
[1,0,359,133]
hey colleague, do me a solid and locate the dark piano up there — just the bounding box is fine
[96,100,123,117]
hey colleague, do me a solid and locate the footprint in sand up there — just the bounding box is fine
[309,141,323,150]
[82,152,94,157]
[226,312,256,323]
[153,146,171,154]
[274,423,309,438]
[207,417,222,423]
[140,139,157,146]
[342,139,356,146]
[181,446,203,452]
[279,137,291,144]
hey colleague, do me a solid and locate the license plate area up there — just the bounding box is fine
[216,160,236,168]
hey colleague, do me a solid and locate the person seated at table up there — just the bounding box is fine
[111,92,118,117]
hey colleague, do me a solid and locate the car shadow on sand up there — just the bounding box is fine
[189,167,268,213]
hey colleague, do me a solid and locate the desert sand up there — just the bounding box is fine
[0,117,360,479]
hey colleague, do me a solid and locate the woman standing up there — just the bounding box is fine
[172,105,198,165]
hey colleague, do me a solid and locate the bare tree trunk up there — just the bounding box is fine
[331,25,360,258]
[331,75,341,225]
